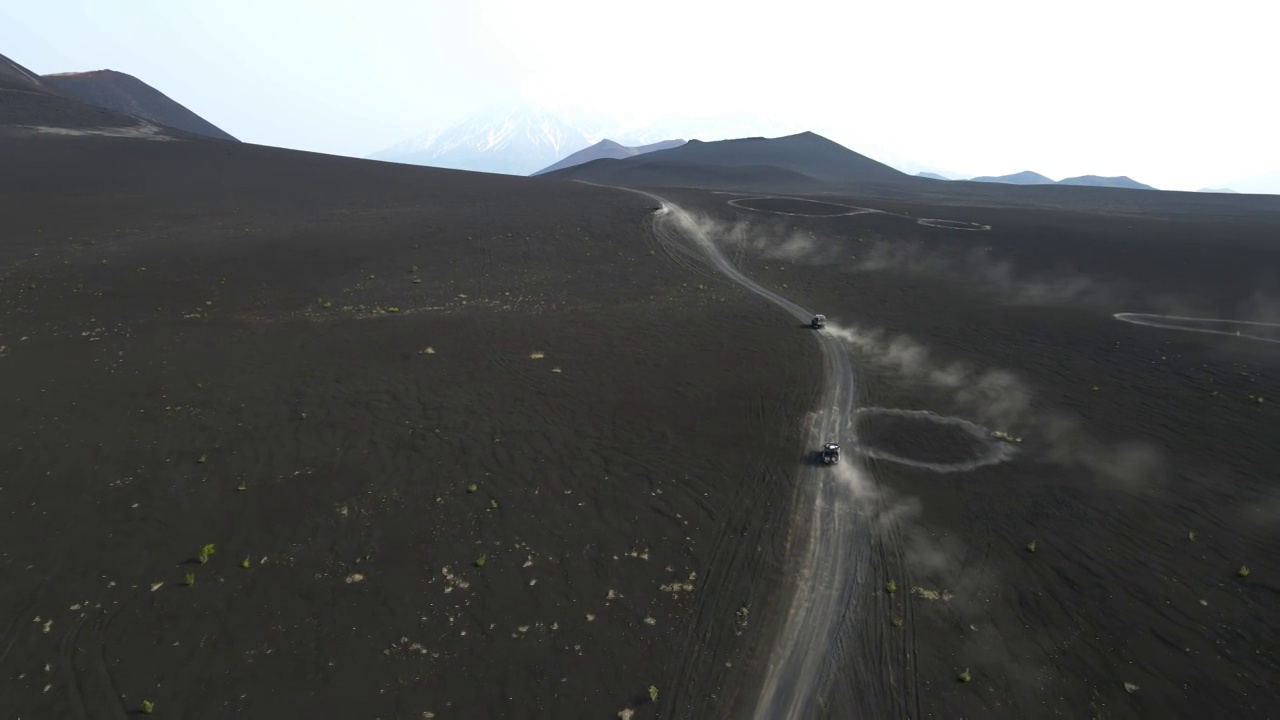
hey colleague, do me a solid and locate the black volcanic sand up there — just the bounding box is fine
[658,187,1280,718]
[726,196,864,216]
[0,135,824,719]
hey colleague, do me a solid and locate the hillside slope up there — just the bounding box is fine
[40,69,237,141]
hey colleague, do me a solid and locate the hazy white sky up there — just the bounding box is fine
[3,0,1276,190]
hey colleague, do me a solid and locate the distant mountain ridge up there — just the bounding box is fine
[541,131,909,191]
[969,170,1056,185]
[1057,175,1155,190]
[933,169,1157,191]
[39,70,237,142]
[1209,170,1280,195]
[531,138,686,176]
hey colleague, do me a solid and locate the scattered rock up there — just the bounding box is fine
[911,586,953,602]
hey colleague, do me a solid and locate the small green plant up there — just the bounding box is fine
[236,480,248,492]
[408,265,418,273]
[958,668,971,683]
[467,484,478,493]
[141,699,155,713]
[474,555,487,568]
[387,307,401,313]
[648,685,659,702]
[1187,531,1196,541]
[891,617,904,628]
[1026,540,1037,553]
[321,301,332,309]
[196,453,207,464]
[185,572,195,586]
[885,580,897,594]
[1238,565,1251,577]
[489,499,499,509]
[198,544,216,564]
[241,557,251,569]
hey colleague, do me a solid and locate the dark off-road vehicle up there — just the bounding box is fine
[811,314,826,329]
[821,442,840,465]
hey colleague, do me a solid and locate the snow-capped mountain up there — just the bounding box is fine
[368,101,623,176]
[368,102,815,176]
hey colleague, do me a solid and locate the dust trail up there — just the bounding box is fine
[853,240,1127,308]
[825,322,1166,491]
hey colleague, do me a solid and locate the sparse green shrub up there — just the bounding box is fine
[648,685,659,702]
[241,557,251,569]
[474,555,487,568]
[185,572,195,586]
[141,699,154,713]
[467,484,478,493]
[1026,540,1037,553]
[198,544,216,564]
[197,453,207,464]
[885,580,897,594]
[958,668,971,683]
[1238,565,1251,577]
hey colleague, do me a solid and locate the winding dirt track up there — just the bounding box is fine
[579,182,877,718]
[649,204,868,720]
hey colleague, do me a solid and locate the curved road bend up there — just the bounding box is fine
[576,182,874,719]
